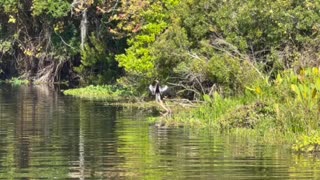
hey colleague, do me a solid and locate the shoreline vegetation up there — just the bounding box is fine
[62,67,320,153]
[0,78,30,85]
[63,85,135,101]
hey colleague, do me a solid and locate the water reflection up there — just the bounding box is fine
[0,84,320,179]
[0,85,69,179]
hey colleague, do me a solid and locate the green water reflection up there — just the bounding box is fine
[0,85,320,179]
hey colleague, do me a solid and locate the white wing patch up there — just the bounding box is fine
[149,85,155,95]
[160,85,168,94]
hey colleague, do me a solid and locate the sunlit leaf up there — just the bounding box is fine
[8,15,16,23]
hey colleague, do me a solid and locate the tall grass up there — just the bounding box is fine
[167,67,320,150]
[166,92,257,128]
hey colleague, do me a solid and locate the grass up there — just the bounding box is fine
[163,94,301,145]
[63,85,135,100]
[162,93,256,128]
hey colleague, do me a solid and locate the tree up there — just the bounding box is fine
[114,0,180,78]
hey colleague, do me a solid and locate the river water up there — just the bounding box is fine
[0,84,320,179]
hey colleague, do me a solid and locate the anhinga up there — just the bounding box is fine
[149,80,171,114]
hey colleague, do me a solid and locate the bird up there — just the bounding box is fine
[149,80,168,102]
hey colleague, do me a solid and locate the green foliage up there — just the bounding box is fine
[32,0,70,18]
[288,68,320,109]
[115,0,180,77]
[0,0,18,13]
[76,34,120,84]
[151,23,190,78]
[210,0,320,51]
[208,55,263,95]
[134,0,320,97]
[2,0,320,93]
[272,67,320,132]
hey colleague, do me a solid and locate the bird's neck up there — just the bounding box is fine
[155,83,160,92]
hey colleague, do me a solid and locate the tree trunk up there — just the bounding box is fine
[80,8,88,50]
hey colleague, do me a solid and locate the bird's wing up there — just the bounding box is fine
[160,85,168,94]
[149,85,155,95]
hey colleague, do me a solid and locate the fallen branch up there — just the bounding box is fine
[168,82,202,97]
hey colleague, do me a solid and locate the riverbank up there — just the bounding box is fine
[62,67,320,153]
[63,85,135,101]
[63,85,196,115]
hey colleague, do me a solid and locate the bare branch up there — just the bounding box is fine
[168,82,202,97]
[55,32,76,49]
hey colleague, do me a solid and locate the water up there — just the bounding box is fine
[0,85,320,179]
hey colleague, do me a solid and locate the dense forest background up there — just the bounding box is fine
[1,0,320,98]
